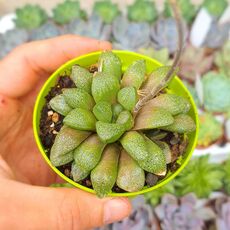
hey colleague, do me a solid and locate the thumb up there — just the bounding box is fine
[1,179,132,230]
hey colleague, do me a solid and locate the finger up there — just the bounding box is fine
[0,179,131,230]
[0,35,112,98]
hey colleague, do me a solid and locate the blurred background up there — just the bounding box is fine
[0,0,230,229]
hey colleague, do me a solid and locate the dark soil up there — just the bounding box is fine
[39,71,189,192]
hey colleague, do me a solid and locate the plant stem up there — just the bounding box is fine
[133,0,184,117]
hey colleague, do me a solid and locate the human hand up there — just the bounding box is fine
[0,35,131,230]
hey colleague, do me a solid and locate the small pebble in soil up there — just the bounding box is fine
[146,173,159,187]
[52,112,59,123]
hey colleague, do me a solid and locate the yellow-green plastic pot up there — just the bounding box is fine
[33,50,199,197]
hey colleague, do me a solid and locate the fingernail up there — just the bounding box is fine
[103,198,131,224]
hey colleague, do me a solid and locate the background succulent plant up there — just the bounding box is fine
[198,113,223,148]
[52,0,86,25]
[44,51,196,197]
[93,0,120,24]
[223,159,230,195]
[202,0,228,18]
[14,4,48,30]
[127,0,158,23]
[176,155,225,198]
[202,72,230,113]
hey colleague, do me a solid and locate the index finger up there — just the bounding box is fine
[0,35,112,98]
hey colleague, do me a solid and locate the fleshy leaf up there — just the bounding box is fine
[121,60,146,89]
[141,94,191,115]
[63,108,97,131]
[74,134,106,172]
[92,72,120,104]
[70,65,93,93]
[71,161,90,182]
[117,149,145,192]
[63,88,95,110]
[154,140,172,164]
[117,86,137,111]
[50,151,74,167]
[50,126,90,167]
[112,103,124,122]
[116,110,134,130]
[98,51,122,80]
[96,121,126,144]
[49,94,72,116]
[161,114,196,133]
[91,144,120,197]
[133,107,174,130]
[93,101,112,123]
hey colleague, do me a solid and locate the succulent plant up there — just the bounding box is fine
[150,18,188,54]
[203,22,230,49]
[198,113,224,148]
[155,193,215,230]
[176,155,225,198]
[215,41,230,78]
[183,81,201,107]
[14,4,48,30]
[202,72,230,113]
[179,45,214,82]
[138,47,172,65]
[223,159,230,195]
[29,22,62,41]
[127,0,158,23]
[0,29,29,59]
[112,16,150,51]
[45,51,196,197]
[202,0,228,17]
[64,13,112,41]
[52,0,86,25]
[93,0,120,24]
[164,0,198,24]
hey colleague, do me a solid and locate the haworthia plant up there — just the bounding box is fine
[46,51,196,197]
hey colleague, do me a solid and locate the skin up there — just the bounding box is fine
[0,35,131,230]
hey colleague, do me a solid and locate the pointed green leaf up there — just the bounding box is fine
[121,59,146,89]
[98,51,122,80]
[50,126,91,166]
[93,101,112,123]
[91,144,120,197]
[134,107,174,130]
[117,149,145,192]
[49,94,72,116]
[161,114,196,133]
[70,65,93,93]
[154,140,172,164]
[74,134,106,172]
[71,161,89,182]
[63,88,95,110]
[117,86,137,111]
[50,150,74,167]
[142,94,191,115]
[112,103,124,122]
[63,108,97,131]
[96,121,125,143]
[120,131,149,162]
[116,110,134,130]
[92,72,120,104]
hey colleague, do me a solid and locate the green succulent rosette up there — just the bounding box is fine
[47,51,196,197]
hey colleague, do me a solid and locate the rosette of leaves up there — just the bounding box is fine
[0,29,29,59]
[150,18,188,54]
[127,0,158,23]
[198,113,224,148]
[176,155,225,198]
[46,51,195,197]
[52,0,86,25]
[29,22,62,41]
[155,193,215,230]
[223,159,230,195]
[93,0,120,24]
[215,41,230,78]
[202,72,230,113]
[164,0,198,24]
[202,0,228,18]
[112,16,151,51]
[64,13,112,41]
[14,4,48,30]
[179,45,214,82]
